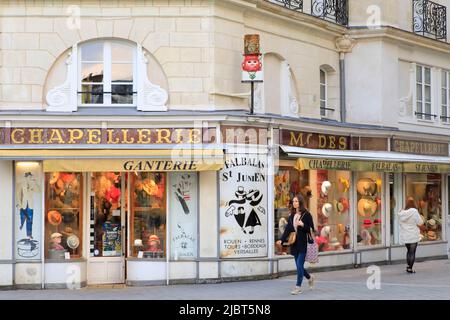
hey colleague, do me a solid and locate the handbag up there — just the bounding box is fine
[306,231,319,264]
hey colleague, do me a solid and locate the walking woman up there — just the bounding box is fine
[276,194,315,295]
[398,197,424,273]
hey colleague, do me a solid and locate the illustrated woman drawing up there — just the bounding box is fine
[276,194,315,295]
[398,197,424,273]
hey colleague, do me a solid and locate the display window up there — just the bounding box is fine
[90,172,123,257]
[130,172,166,258]
[356,172,382,247]
[405,173,442,242]
[274,167,352,254]
[45,172,83,259]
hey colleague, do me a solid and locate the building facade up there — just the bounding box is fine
[0,0,449,289]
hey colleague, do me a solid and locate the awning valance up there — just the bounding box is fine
[280,146,450,173]
[0,148,224,172]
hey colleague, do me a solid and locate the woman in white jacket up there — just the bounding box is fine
[397,197,424,273]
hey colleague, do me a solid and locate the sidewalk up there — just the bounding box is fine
[1,259,449,300]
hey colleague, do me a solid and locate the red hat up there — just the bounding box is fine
[363,219,373,228]
[373,218,381,225]
[148,234,160,244]
[47,210,62,226]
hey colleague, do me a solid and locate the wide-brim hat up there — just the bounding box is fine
[357,178,377,196]
[320,225,331,237]
[427,231,437,240]
[67,235,80,249]
[322,203,333,217]
[149,234,160,244]
[357,198,377,217]
[47,210,62,226]
[51,232,62,239]
[61,226,74,236]
[373,218,381,225]
[336,197,349,213]
[362,219,373,228]
[427,219,436,228]
[143,179,158,196]
[321,181,332,195]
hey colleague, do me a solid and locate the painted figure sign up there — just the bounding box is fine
[242,34,263,82]
[220,155,268,258]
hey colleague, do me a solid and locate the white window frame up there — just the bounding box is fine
[78,40,137,107]
[414,64,435,122]
[320,69,327,117]
[441,69,450,124]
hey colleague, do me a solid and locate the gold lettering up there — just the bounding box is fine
[121,129,135,144]
[87,129,101,144]
[47,129,65,144]
[68,129,84,144]
[306,134,312,146]
[137,129,151,144]
[189,129,202,144]
[290,132,303,147]
[157,129,172,144]
[107,129,120,144]
[318,135,327,148]
[173,129,185,144]
[329,136,336,149]
[29,129,44,144]
[339,137,347,150]
[11,129,25,144]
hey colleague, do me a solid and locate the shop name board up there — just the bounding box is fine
[392,139,448,156]
[123,160,197,171]
[0,128,215,145]
[281,130,350,150]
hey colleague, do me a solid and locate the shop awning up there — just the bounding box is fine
[280,146,450,173]
[0,148,224,172]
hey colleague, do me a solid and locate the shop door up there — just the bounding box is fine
[87,172,126,284]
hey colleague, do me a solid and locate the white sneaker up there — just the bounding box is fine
[308,275,315,289]
[291,286,303,295]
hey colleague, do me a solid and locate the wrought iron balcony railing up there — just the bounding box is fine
[311,0,348,26]
[267,0,304,12]
[413,0,447,41]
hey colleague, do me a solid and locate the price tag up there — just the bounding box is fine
[64,252,71,260]
[138,251,144,259]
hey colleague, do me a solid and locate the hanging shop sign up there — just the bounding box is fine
[15,162,42,260]
[0,127,216,145]
[281,129,351,150]
[392,138,449,157]
[295,158,450,173]
[219,154,268,258]
[242,34,263,82]
[169,173,198,260]
[221,126,268,145]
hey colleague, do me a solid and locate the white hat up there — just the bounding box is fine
[329,237,340,247]
[320,225,331,237]
[51,232,62,239]
[322,203,333,217]
[134,239,143,246]
[321,181,332,195]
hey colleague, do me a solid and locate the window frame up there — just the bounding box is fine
[320,69,328,117]
[78,40,137,107]
[441,69,450,123]
[415,64,435,121]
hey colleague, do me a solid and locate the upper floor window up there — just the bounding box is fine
[320,69,327,117]
[416,65,433,120]
[441,70,450,123]
[413,0,447,41]
[80,40,136,106]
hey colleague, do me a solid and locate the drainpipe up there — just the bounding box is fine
[335,35,356,123]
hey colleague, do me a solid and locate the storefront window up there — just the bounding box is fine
[45,172,83,259]
[405,174,442,242]
[356,172,382,247]
[90,172,123,257]
[130,172,166,258]
[274,167,352,254]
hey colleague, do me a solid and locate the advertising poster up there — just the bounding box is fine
[102,222,121,257]
[169,173,198,260]
[15,162,42,260]
[220,154,268,258]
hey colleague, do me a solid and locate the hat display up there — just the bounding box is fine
[143,179,159,196]
[362,219,373,228]
[337,223,345,234]
[51,232,62,239]
[134,239,143,247]
[321,203,333,217]
[357,198,378,217]
[338,178,350,193]
[427,219,437,230]
[47,210,62,226]
[357,178,377,196]
[321,181,332,195]
[329,237,340,247]
[320,225,331,237]
[67,235,80,250]
[373,218,381,225]
[149,234,160,244]
[427,231,437,241]
[49,172,59,185]
[61,226,74,237]
[336,197,349,214]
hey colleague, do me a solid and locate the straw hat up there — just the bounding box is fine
[321,181,332,195]
[51,232,62,239]
[47,210,62,226]
[357,199,377,217]
[338,178,350,193]
[321,203,333,217]
[357,178,377,196]
[336,197,349,214]
[67,235,80,249]
[427,219,437,230]
[427,230,437,241]
[148,234,160,244]
[320,225,331,237]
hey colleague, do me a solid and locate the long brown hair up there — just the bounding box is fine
[405,197,417,210]
[290,194,306,215]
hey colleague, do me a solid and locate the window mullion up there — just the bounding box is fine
[105,41,112,105]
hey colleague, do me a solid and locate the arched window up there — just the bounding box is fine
[80,40,136,106]
[320,68,327,117]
